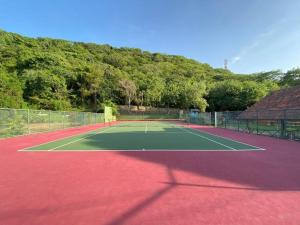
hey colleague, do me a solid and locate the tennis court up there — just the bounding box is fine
[2,119,300,225]
[21,121,263,151]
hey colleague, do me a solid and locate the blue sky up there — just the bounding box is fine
[0,0,299,74]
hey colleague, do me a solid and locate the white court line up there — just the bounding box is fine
[168,123,238,150]
[18,131,196,151]
[186,126,265,150]
[104,132,187,134]
[140,122,237,150]
[179,127,237,150]
[20,148,263,152]
[19,125,112,151]
[48,126,115,151]
[20,121,264,152]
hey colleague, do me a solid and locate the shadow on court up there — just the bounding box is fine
[118,150,300,191]
[3,123,300,225]
[60,126,259,150]
[76,128,300,192]
[102,141,300,225]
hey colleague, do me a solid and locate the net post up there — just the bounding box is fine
[214,111,217,127]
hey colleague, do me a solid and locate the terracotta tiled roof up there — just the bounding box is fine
[239,86,300,119]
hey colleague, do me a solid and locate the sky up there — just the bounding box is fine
[0,0,300,74]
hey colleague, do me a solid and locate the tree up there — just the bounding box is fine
[0,70,24,108]
[280,68,300,87]
[251,70,283,82]
[163,77,181,108]
[0,29,291,113]
[119,79,136,108]
[178,78,207,111]
[22,70,71,110]
[207,80,278,111]
[144,76,165,106]
[101,66,125,103]
[79,64,104,111]
[103,53,127,68]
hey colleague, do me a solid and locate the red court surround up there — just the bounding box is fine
[1,123,300,225]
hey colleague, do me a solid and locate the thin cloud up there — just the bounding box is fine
[231,56,240,64]
[230,29,275,65]
[229,18,290,65]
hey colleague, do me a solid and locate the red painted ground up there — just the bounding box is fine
[1,123,300,225]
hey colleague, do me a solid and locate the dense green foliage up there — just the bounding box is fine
[207,80,278,111]
[0,69,24,108]
[0,29,298,112]
[279,68,300,87]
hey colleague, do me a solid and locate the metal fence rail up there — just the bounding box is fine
[0,108,108,138]
[187,112,213,126]
[2,107,299,141]
[187,109,300,141]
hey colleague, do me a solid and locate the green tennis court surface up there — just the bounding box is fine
[22,121,264,151]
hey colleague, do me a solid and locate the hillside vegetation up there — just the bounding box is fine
[0,29,299,112]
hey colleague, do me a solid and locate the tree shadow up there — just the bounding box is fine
[118,149,300,191]
[0,166,178,225]
[105,166,177,225]
[80,126,300,192]
[4,125,300,225]
[76,126,258,150]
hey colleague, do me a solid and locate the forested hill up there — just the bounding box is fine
[0,29,298,112]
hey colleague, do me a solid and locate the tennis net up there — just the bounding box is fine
[110,119,187,128]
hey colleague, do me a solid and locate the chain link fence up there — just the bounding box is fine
[4,107,298,141]
[187,112,214,126]
[0,108,108,138]
[117,105,187,121]
[117,111,183,120]
[186,109,300,141]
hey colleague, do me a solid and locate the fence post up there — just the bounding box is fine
[280,110,287,138]
[49,110,51,130]
[27,109,30,134]
[62,111,64,129]
[75,112,77,126]
[256,111,259,134]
